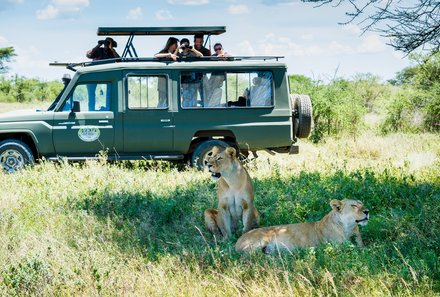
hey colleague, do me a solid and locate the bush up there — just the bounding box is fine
[0,75,63,103]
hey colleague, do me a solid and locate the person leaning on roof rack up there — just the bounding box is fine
[193,34,211,56]
[178,38,203,59]
[86,37,120,60]
[155,37,179,61]
[212,43,229,58]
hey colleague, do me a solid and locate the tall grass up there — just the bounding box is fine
[0,134,439,296]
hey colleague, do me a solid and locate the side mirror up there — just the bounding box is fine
[72,101,80,113]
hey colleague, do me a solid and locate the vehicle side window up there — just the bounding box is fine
[61,82,111,112]
[127,75,168,109]
[180,71,273,108]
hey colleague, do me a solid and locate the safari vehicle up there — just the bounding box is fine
[0,26,312,173]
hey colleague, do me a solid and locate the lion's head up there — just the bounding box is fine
[204,146,237,181]
[330,199,369,226]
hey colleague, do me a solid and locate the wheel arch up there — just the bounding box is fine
[187,130,238,154]
[0,132,39,160]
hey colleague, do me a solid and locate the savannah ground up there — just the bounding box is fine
[0,128,438,296]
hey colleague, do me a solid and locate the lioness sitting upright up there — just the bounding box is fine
[235,199,369,253]
[204,146,259,239]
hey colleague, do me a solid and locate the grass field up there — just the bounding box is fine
[0,133,439,296]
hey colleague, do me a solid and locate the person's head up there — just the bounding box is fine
[164,37,179,52]
[104,37,117,48]
[180,38,192,51]
[194,34,204,50]
[213,43,223,54]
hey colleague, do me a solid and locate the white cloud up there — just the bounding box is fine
[329,41,353,54]
[358,34,386,53]
[257,33,323,57]
[301,34,314,41]
[155,9,173,20]
[127,7,143,20]
[36,0,89,20]
[36,5,59,20]
[0,36,8,47]
[167,0,209,5]
[342,24,362,35]
[53,0,89,6]
[228,4,249,14]
[237,40,255,56]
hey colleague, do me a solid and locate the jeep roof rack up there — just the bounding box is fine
[97,26,226,58]
[54,55,285,72]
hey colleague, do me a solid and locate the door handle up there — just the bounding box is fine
[160,119,171,123]
[58,121,75,125]
[99,120,109,123]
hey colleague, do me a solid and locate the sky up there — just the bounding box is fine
[0,0,412,82]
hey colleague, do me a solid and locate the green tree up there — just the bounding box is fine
[0,47,16,73]
[383,51,440,132]
[301,0,440,54]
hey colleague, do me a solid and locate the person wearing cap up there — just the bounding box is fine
[86,37,120,60]
[178,38,203,59]
[193,34,211,56]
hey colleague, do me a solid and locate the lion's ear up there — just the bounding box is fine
[225,147,236,159]
[330,199,342,211]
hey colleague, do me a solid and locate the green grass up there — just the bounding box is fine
[0,133,439,296]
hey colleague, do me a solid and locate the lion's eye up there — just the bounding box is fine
[351,205,358,208]
[217,157,223,161]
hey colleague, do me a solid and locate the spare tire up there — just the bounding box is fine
[290,94,313,138]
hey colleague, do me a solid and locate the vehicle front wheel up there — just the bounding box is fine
[0,140,35,173]
[191,140,230,170]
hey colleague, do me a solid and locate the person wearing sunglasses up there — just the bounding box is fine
[212,43,229,58]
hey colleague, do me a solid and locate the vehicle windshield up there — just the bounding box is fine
[47,75,71,111]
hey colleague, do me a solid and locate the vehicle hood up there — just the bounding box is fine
[0,109,53,123]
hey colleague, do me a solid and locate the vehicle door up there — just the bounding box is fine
[52,80,115,156]
[122,72,173,153]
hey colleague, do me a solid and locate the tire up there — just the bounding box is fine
[191,140,230,170]
[0,140,35,173]
[290,94,313,138]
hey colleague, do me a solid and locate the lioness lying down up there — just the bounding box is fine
[235,199,369,253]
[204,146,259,239]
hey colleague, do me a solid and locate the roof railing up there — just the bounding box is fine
[50,56,285,71]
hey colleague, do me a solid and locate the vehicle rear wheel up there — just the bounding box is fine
[191,139,230,170]
[0,140,35,173]
[290,94,313,138]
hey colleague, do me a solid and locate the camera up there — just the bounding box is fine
[99,39,117,47]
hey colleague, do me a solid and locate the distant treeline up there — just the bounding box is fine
[0,75,63,103]
[0,52,438,141]
[290,51,439,141]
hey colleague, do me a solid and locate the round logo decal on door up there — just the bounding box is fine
[78,126,101,142]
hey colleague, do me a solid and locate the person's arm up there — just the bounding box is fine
[154,52,178,61]
[108,44,120,58]
[191,48,203,57]
[86,43,101,59]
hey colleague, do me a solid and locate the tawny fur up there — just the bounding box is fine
[204,146,259,239]
[235,199,369,253]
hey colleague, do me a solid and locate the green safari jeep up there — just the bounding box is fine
[0,26,312,173]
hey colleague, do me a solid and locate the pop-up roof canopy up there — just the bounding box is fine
[97,26,226,36]
[97,26,226,58]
